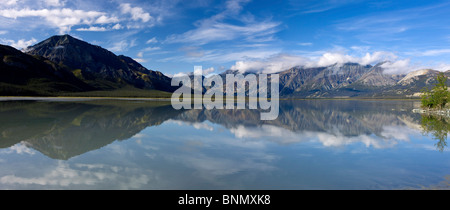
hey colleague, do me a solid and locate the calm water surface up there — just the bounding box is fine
[0,99,449,190]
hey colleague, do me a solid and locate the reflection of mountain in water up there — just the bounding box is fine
[0,101,181,160]
[0,100,424,160]
[177,100,422,139]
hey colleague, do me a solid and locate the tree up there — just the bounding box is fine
[421,72,449,109]
[421,115,449,152]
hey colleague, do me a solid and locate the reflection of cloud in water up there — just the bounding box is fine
[0,162,152,189]
[168,120,214,131]
[0,142,36,155]
[229,124,419,149]
[166,153,276,177]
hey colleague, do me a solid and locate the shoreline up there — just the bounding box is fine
[0,96,422,102]
[413,108,450,117]
[0,96,172,102]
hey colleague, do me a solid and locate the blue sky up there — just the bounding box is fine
[1,0,450,75]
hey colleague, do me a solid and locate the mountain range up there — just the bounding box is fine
[1,34,448,98]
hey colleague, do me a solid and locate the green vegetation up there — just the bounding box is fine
[421,114,449,152]
[61,86,173,98]
[421,72,450,109]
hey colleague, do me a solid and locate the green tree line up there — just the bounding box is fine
[421,72,450,109]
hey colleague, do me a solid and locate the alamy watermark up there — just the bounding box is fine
[171,66,280,120]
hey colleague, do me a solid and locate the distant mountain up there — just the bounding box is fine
[203,62,449,98]
[274,63,449,98]
[278,63,373,97]
[0,44,94,96]
[382,69,450,97]
[1,34,449,98]
[26,34,174,92]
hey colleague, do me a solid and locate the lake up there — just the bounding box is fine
[0,99,449,190]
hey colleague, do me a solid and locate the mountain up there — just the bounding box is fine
[0,44,94,96]
[204,62,447,98]
[351,62,404,87]
[1,34,449,98]
[25,35,174,92]
[278,63,374,97]
[275,63,450,98]
[383,69,450,97]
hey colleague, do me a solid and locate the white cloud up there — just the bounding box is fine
[316,51,397,67]
[136,46,161,59]
[76,26,107,32]
[380,59,411,74]
[166,21,280,46]
[316,53,357,67]
[298,42,313,46]
[146,37,158,44]
[133,58,147,63]
[202,67,215,75]
[429,63,450,72]
[0,2,159,33]
[75,24,122,32]
[142,46,161,52]
[95,15,119,24]
[230,51,411,74]
[0,38,37,49]
[421,49,450,56]
[44,0,65,7]
[108,39,136,52]
[0,162,152,189]
[0,8,117,34]
[120,3,152,23]
[165,0,280,45]
[229,123,414,149]
[0,0,18,6]
[231,53,310,74]
[170,120,215,131]
[169,66,216,78]
[360,51,398,65]
[112,23,122,30]
[0,30,7,35]
[0,143,36,155]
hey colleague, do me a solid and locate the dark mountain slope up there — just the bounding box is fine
[0,44,94,96]
[26,35,174,92]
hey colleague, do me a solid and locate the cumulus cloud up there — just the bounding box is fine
[0,162,151,189]
[230,51,411,74]
[380,59,411,74]
[434,63,450,71]
[229,124,414,149]
[317,51,398,67]
[231,54,310,74]
[0,8,118,33]
[120,3,152,23]
[0,143,36,155]
[0,38,37,49]
[0,0,18,6]
[0,1,161,33]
